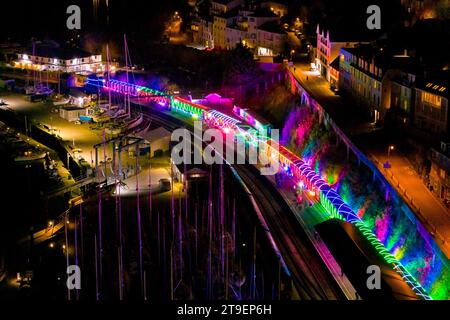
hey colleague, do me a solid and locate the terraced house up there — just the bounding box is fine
[414,74,450,136]
[339,45,388,123]
[192,1,287,58]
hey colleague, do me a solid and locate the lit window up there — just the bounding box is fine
[422,91,441,108]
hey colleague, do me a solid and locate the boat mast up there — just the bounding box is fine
[106,44,112,111]
[124,34,130,117]
[32,41,36,90]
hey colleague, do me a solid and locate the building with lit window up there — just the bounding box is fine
[339,45,388,122]
[329,56,340,91]
[401,0,450,22]
[193,5,285,56]
[213,15,229,48]
[338,43,424,124]
[192,17,214,48]
[255,20,286,56]
[390,67,419,126]
[429,142,450,206]
[414,74,449,135]
[210,0,244,15]
[14,46,103,75]
[316,24,370,84]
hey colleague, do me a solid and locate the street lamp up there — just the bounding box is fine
[290,49,295,61]
[383,145,395,169]
[387,145,395,159]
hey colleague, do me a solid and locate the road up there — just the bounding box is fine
[371,151,450,258]
[289,62,375,135]
[288,63,450,260]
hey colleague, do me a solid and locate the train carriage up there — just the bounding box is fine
[170,97,210,119]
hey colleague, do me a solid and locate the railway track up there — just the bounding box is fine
[134,102,345,299]
[234,164,345,300]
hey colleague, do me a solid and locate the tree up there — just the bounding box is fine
[222,44,257,85]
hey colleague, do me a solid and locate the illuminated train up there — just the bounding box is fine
[86,77,166,98]
[170,97,242,133]
[233,105,272,135]
[89,78,431,299]
[167,95,429,299]
[264,140,431,300]
[170,97,208,120]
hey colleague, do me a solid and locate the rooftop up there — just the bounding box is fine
[330,56,340,70]
[248,8,278,18]
[257,21,285,34]
[23,45,97,60]
[138,126,172,142]
[343,44,392,67]
[218,7,241,19]
[416,71,450,98]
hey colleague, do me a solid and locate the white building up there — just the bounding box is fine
[15,46,103,74]
[316,24,369,84]
[192,6,286,56]
[59,106,88,122]
[255,21,286,56]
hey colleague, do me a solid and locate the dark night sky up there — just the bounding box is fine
[0,0,186,40]
[3,0,444,66]
[0,0,403,41]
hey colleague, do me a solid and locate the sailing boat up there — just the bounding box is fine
[25,42,53,96]
[113,35,141,124]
